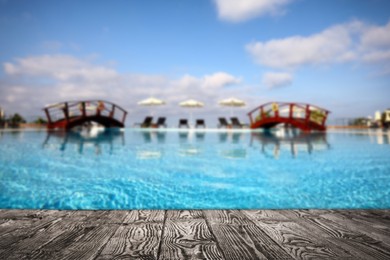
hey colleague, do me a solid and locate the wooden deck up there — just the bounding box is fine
[1,209,390,259]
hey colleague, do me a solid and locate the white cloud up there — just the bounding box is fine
[362,50,390,63]
[203,72,241,89]
[247,22,359,69]
[173,74,201,90]
[172,72,240,91]
[4,54,118,82]
[360,21,390,49]
[0,55,246,123]
[262,72,293,88]
[245,20,390,91]
[359,21,390,72]
[213,0,294,22]
[247,20,390,79]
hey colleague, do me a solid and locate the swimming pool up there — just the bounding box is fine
[0,128,389,209]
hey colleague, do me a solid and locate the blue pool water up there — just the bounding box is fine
[0,128,389,209]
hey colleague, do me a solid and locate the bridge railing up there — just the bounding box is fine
[247,102,330,127]
[44,100,127,125]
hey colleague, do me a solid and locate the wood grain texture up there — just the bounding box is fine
[204,210,293,259]
[249,218,353,259]
[166,210,204,220]
[204,209,253,225]
[318,211,390,246]
[97,223,163,260]
[159,219,223,259]
[0,216,63,256]
[241,209,290,221]
[122,210,165,223]
[28,223,99,259]
[68,210,128,224]
[280,210,390,260]
[54,225,117,260]
[1,209,390,259]
[338,209,390,228]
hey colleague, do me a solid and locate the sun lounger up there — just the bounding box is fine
[153,117,167,128]
[230,117,247,128]
[178,119,189,128]
[218,117,230,128]
[135,116,153,128]
[195,119,206,128]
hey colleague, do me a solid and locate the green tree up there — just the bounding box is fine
[33,117,47,124]
[8,113,26,127]
[349,117,368,126]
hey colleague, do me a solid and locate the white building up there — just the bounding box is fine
[375,111,382,122]
[384,109,390,123]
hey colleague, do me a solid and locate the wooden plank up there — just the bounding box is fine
[280,210,390,260]
[59,210,104,222]
[1,209,390,259]
[0,217,64,258]
[338,210,390,227]
[66,210,128,224]
[0,210,69,223]
[209,223,269,259]
[0,211,123,259]
[122,210,165,223]
[96,223,163,260]
[204,210,292,259]
[0,210,52,220]
[248,218,354,259]
[166,210,204,220]
[46,224,117,260]
[317,211,390,247]
[159,219,223,259]
[204,210,253,225]
[26,223,100,259]
[96,210,165,259]
[0,219,49,240]
[0,210,99,252]
[0,211,126,259]
[0,212,64,248]
[241,210,290,221]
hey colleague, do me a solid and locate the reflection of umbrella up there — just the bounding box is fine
[219,98,245,116]
[220,149,247,159]
[179,99,204,125]
[136,150,162,159]
[138,97,165,115]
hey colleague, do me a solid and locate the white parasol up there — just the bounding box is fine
[219,97,245,116]
[179,99,204,125]
[138,97,165,115]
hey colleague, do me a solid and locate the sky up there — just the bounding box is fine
[0,0,389,125]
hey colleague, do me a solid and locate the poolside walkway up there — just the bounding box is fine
[1,209,390,259]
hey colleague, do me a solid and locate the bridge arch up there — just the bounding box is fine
[248,102,330,132]
[44,100,127,130]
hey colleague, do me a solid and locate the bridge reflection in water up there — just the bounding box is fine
[42,128,125,155]
[41,129,331,158]
[137,130,330,159]
[250,131,330,159]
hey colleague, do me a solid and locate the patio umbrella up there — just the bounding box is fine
[179,99,204,126]
[138,97,165,115]
[219,97,246,116]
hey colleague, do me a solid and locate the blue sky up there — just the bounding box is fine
[0,0,389,124]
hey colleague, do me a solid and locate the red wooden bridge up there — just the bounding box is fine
[248,102,330,132]
[44,100,127,130]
